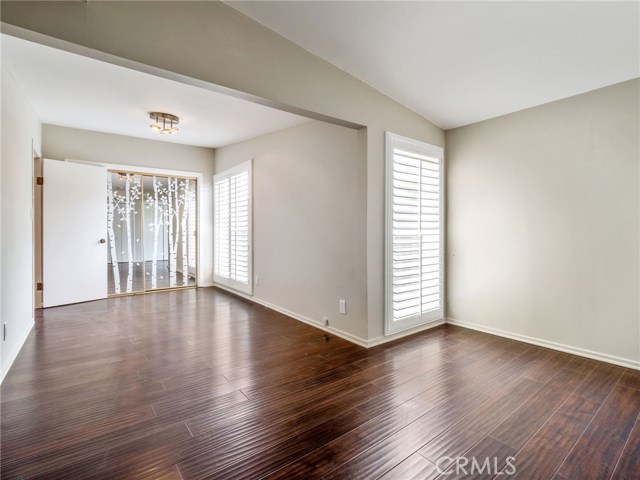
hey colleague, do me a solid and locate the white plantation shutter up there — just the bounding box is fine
[229,171,250,284]
[214,161,252,294]
[385,133,444,334]
[214,177,230,279]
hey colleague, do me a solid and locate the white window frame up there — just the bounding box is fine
[213,160,253,295]
[385,132,445,335]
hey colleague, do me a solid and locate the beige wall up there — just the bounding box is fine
[41,125,216,285]
[1,1,445,342]
[446,79,640,366]
[215,121,368,340]
[1,65,42,381]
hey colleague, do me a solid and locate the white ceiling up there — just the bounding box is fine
[228,1,640,129]
[1,34,309,148]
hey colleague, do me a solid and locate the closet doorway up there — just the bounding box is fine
[107,170,198,296]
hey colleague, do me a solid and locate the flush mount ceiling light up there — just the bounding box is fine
[149,112,179,135]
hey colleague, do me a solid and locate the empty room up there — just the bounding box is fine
[0,1,638,479]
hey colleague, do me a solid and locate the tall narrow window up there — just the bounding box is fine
[214,160,252,294]
[385,133,444,335]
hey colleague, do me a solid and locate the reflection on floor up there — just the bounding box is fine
[107,260,196,294]
[3,288,639,479]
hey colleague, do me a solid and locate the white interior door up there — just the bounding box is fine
[43,159,107,307]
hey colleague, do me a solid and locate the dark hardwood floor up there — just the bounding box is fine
[1,287,639,479]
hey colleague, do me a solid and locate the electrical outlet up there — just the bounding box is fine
[322,317,329,326]
[254,274,260,286]
[339,299,346,315]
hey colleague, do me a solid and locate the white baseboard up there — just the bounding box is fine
[0,319,35,384]
[253,297,370,347]
[366,320,446,347]
[447,317,640,371]
[211,283,369,346]
[211,284,447,348]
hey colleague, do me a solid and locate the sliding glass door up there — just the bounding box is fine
[143,175,197,291]
[107,172,144,295]
[107,170,197,295]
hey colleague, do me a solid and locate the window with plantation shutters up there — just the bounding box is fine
[214,160,252,295]
[385,133,444,335]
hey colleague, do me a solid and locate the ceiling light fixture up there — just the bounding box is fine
[149,112,179,135]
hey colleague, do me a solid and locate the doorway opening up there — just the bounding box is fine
[107,170,198,296]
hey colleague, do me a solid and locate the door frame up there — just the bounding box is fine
[33,146,42,309]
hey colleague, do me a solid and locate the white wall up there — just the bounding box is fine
[0,1,445,342]
[215,121,368,340]
[446,79,640,367]
[41,125,215,285]
[1,64,42,382]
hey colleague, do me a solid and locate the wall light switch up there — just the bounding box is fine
[339,299,346,315]
[255,275,259,286]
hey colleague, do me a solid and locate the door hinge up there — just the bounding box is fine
[36,177,44,186]
[36,282,43,291]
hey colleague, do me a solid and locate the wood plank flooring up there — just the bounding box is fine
[1,287,639,479]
